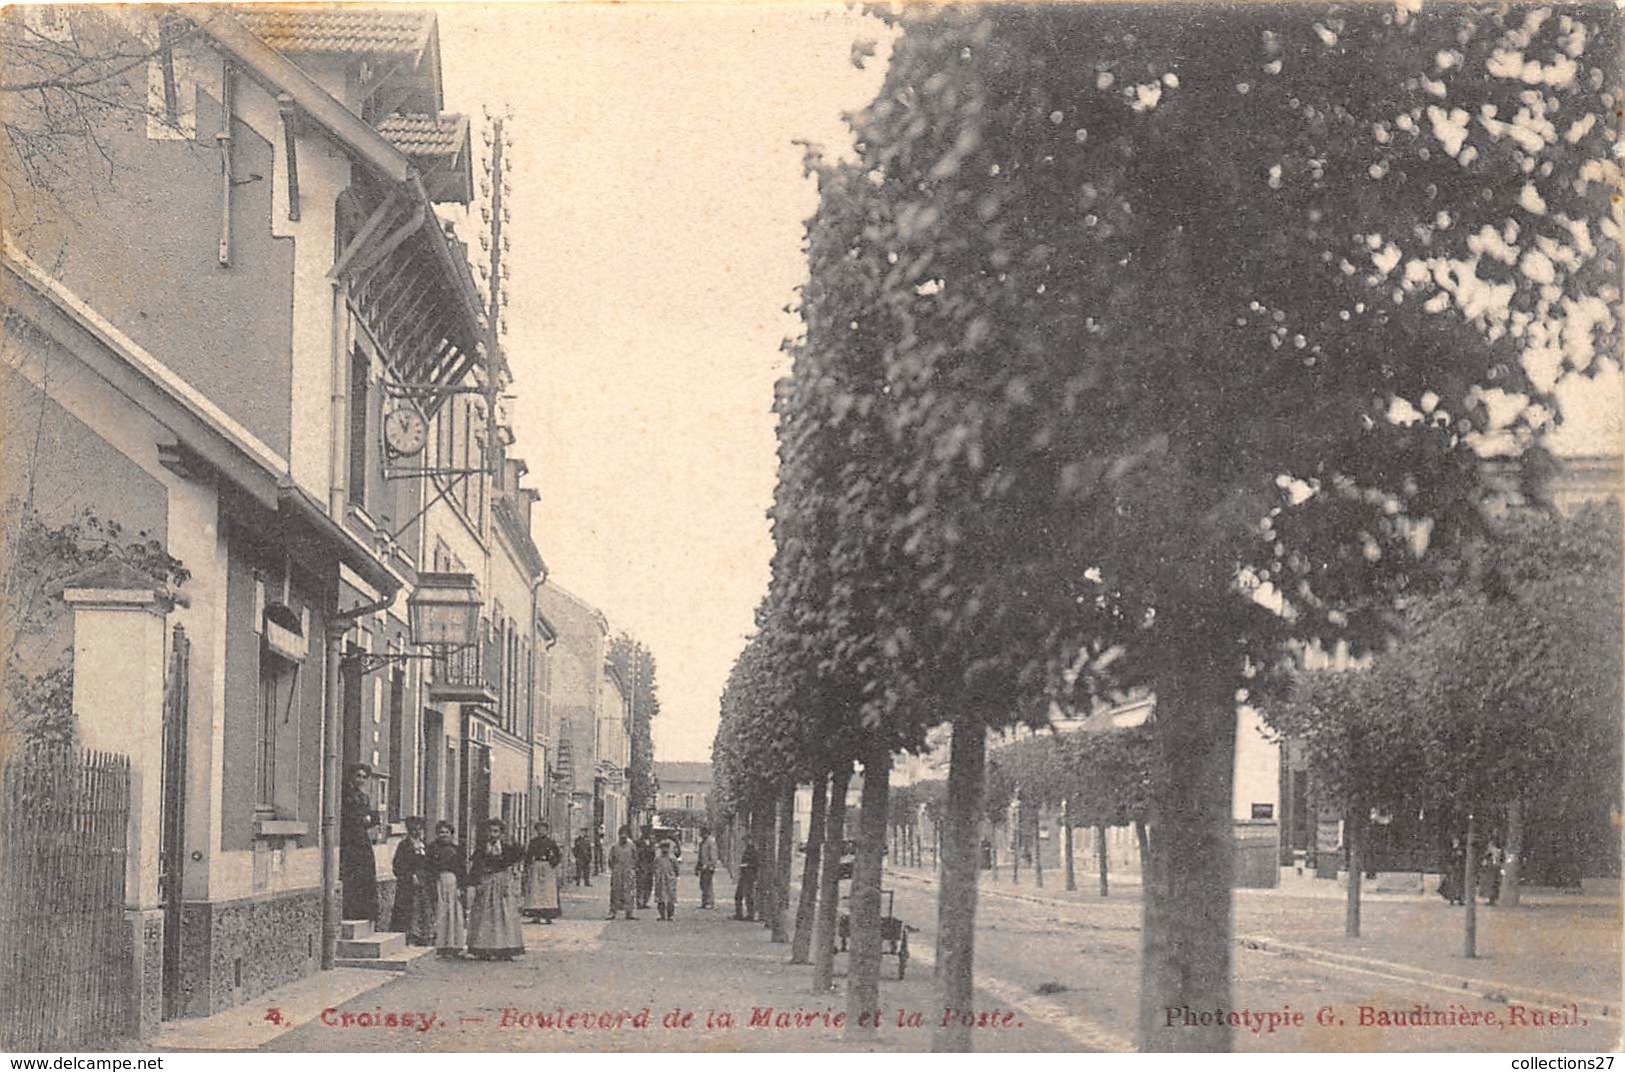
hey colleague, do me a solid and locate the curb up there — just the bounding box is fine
[1236,934,1619,1024]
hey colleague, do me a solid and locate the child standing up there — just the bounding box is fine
[653,840,679,921]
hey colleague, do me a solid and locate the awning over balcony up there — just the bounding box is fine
[341,192,487,414]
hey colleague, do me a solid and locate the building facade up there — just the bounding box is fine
[0,6,575,1037]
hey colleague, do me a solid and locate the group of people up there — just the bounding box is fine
[338,763,567,961]
[1439,834,1507,906]
[598,825,725,921]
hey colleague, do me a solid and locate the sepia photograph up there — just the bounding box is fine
[0,0,1620,1057]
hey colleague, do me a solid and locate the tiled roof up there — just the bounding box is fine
[653,761,712,786]
[376,113,466,159]
[233,7,434,58]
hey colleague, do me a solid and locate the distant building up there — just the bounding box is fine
[654,761,713,844]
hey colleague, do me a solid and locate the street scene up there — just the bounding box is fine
[0,0,1621,1057]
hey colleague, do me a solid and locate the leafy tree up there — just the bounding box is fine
[790,1,1617,1050]
[1268,658,1429,934]
[608,633,660,821]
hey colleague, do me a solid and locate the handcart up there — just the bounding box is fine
[837,887,909,979]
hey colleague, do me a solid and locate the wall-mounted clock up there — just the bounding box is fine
[383,405,428,457]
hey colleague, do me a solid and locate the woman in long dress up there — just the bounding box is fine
[389,817,435,945]
[467,818,527,959]
[606,826,637,920]
[523,821,563,923]
[425,821,467,957]
[340,764,380,923]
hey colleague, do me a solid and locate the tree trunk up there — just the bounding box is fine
[1011,801,1021,885]
[1063,799,1077,892]
[1502,797,1524,908]
[772,785,795,943]
[845,749,891,1039]
[933,716,985,1052]
[1096,824,1110,898]
[1345,802,1363,938]
[1033,804,1044,888]
[1138,633,1239,1052]
[751,805,775,926]
[1463,812,1479,958]
[791,774,829,963]
[1135,818,1150,887]
[812,766,850,993]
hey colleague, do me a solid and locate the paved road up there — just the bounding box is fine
[884,870,1621,1052]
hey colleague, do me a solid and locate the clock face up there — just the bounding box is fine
[383,406,428,456]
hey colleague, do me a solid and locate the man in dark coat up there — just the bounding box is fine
[573,831,594,886]
[733,835,758,921]
[635,828,656,909]
[340,764,380,922]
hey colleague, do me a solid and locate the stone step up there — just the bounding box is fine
[336,930,406,959]
[340,919,374,940]
[334,944,436,973]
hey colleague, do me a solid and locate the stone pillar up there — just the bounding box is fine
[63,581,172,1038]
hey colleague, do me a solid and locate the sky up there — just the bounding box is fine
[435,5,1621,764]
[439,5,890,761]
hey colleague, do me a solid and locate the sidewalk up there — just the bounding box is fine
[890,866,1622,1019]
[154,883,1086,1052]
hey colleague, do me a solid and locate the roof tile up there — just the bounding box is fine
[233,6,433,58]
[376,112,466,159]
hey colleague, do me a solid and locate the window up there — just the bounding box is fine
[684,794,694,810]
[257,662,279,809]
[348,347,370,508]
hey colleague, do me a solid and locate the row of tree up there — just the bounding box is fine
[1270,499,1621,942]
[715,2,1619,1051]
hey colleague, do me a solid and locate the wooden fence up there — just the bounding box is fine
[0,746,132,1051]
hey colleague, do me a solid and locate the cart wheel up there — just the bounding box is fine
[897,932,909,979]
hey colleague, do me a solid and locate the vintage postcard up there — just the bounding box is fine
[0,0,1620,1057]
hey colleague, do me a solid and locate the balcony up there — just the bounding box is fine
[427,646,498,705]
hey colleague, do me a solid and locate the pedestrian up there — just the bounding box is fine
[635,827,656,909]
[340,764,380,924]
[606,825,637,920]
[523,820,563,924]
[654,840,679,921]
[389,817,435,946]
[1439,835,1465,905]
[594,826,606,875]
[467,818,526,960]
[425,821,467,958]
[1481,837,1505,905]
[696,828,719,909]
[575,828,594,890]
[733,834,758,921]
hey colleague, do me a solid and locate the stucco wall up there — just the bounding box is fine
[8,53,297,459]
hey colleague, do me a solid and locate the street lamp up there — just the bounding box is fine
[407,571,482,650]
[342,571,481,673]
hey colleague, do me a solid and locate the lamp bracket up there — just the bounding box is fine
[342,643,469,678]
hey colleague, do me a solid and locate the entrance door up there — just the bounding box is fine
[158,626,191,1020]
[422,709,443,822]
